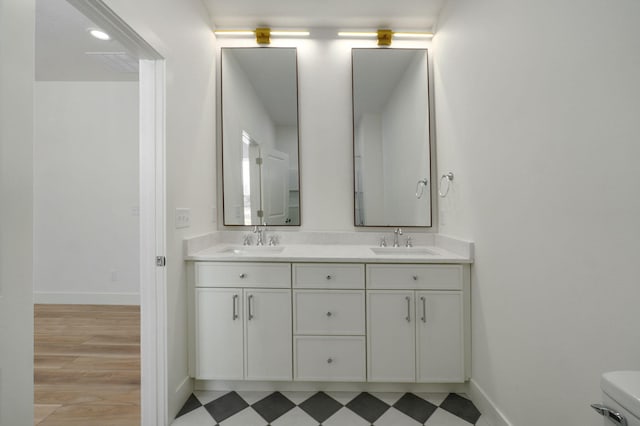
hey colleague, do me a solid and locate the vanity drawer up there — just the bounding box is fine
[293,263,364,289]
[294,336,366,381]
[195,262,291,288]
[293,290,365,335]
[367,264,462,290]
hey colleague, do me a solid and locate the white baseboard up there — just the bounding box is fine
[468,379,512,426]
[34,291,140,305]
[195,380,468,394]
[171,376,194,420]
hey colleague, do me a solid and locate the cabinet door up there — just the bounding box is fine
[367,290,415,382]
[196,288,243,379]
[416,291,464,382]
[245,289,292,380]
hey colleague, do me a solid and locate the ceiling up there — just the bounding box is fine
[202,0,447,29]
[36,0,138,81]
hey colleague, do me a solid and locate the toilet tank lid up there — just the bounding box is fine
[602,371,640,419]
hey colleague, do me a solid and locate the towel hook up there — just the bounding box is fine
[415,178,429,199]
[438,172,454,197]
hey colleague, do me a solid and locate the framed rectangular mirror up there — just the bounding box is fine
[352,48,432,227]
[221,47,300,226]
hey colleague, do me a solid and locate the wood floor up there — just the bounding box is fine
[34,304,140,426]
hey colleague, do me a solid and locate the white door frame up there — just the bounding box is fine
[68,1,167,424]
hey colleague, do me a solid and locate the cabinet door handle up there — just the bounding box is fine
[327,358,333,364]
[247,294,254,320]
[326,274,332,280]
[239,273,246,279]
[412,275,418,281]
[405,296,411,322]
[232,294,239,320]
[420,296,426,323]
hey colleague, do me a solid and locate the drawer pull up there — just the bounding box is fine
[326,311,332,317]
[420,296,426,323]
[326,274,332,280]
[232,294,239,320]
[412,275,418,281]
[327,358,333,364]
[239,273,246,279]
[405,296,411,322]
[247,294,254,320]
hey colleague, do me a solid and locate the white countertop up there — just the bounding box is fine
[186,243,472,264]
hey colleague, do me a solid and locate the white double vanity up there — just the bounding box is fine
[185,233,473,392]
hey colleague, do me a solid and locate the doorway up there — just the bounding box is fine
[33,0,165,424]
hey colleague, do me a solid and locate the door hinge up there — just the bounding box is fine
[255,157,263,165]
[155,256,166,267]
[257,209,264,218]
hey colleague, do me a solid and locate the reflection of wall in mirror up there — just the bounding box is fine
[382,52,430,226]
[274,126,299,225]
[222,50,276,224]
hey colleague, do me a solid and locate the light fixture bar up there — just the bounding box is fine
[214,29,309,37]
[394,32,434,38]
[338,30,434,40]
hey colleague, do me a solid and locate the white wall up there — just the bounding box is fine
[33,81,139,304]
[101,0,217,420]
[434,1,640,425]
[0,0,35,423]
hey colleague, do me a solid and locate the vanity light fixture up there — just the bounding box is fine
[214,28,310,45]
[88,28,111,41]
[338,29,434,46]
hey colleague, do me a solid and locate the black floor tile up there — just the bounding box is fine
[298,391,343,423]
[345,392,390,423]
[204,391,249,423]
[440,393,481,425]
[176,393,203,418]
[392,393,438,423]
[251,391,296,423]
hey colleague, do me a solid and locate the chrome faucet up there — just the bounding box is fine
[393,228,403,247]
[253,225,265,246]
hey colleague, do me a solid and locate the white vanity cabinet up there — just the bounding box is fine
[366,264,469,383]
[292,263,366,381]
[188,258,470,386]
[193,262,292,381]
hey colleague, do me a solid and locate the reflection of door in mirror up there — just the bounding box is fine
[262,149,289,225]
[352,49,432,227]
[221,48,301,226]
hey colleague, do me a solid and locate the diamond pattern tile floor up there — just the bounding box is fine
[172,390,483,426]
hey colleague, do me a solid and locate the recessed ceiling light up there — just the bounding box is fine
[89,29,111,41]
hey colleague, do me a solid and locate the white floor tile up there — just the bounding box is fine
[323,407,370,426]
[415,392,449,407]
[218,407,266,426]
[235,390,274,405]
[324,391,361,405]
[170,407,217,426]
[279,390,317,405]
[270,406,319,426]
[375,407,422,426]
[370,391,404,406]
[475,415,493,426]
[426,408,474,426]
[194,390,230,405]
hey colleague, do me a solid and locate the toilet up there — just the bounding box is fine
[593,371,640,426]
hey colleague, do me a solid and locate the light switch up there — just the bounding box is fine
[175,208,191,229]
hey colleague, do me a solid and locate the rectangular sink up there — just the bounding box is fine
[370,247,438,256]
[219,246,285,255]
